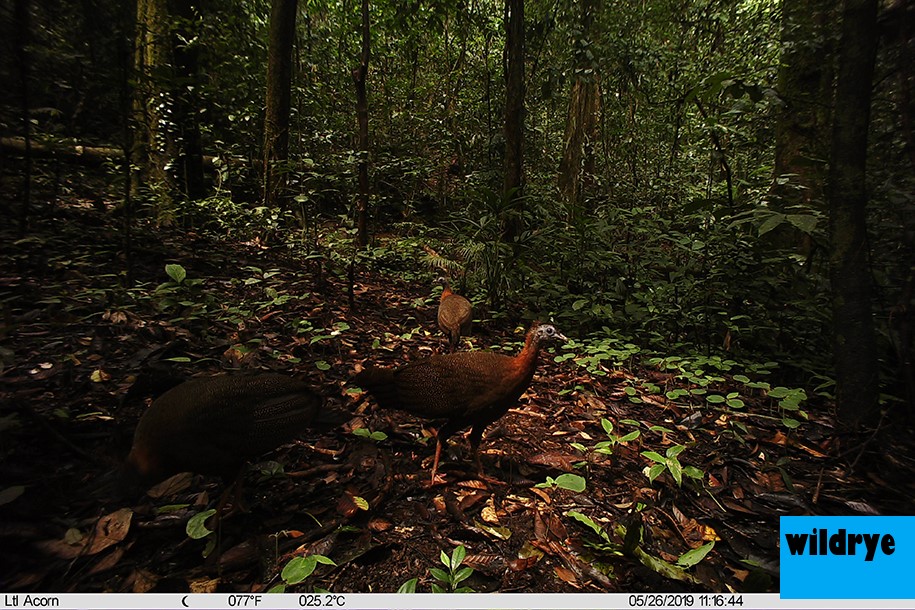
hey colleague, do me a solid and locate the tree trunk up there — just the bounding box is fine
[771,0,836,230]
[14,0,32,237]
[828,0,880,426]
[353,0,370,248]
[132,0,172,213]
[131,0,206,218]
[558,0,600,220]
[170,0,206,201]
[502,0,524,241]
[263,0,298,210]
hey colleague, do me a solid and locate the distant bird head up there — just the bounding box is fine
[530,323,569,346]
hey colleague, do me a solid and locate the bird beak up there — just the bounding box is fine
[556,331,570,343]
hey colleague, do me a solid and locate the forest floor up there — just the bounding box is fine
[2,192,914,594]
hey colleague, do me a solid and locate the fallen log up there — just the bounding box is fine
[1,137,239,171]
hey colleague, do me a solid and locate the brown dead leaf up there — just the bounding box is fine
[728,567,750,582]
[131,568,159,593]
[458,491,488,512]
[508,555,540,571]
[336,492,361,517]
[457,479,489,490]
[480,498,500,524]
[148,472,194,498]
[188,577,219,593]
[88,545,126,575]
[219,539,259,571]
[554,566,579,586]
[37,508,133,559]
[760,470,787,492]
[530,486,552,504]
[699,524,721,542]
[368,517,392,532]
[463,553,505,574]
[766,430,788,446]
[533,509,568,542]
[528,452,576,471]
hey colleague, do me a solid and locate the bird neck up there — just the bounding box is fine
[510,329,542,377]
[440,285,454,299]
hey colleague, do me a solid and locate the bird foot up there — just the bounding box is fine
[425,472,450,487]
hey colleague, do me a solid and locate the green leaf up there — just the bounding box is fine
[768,386,791,399]
[534,477,555,488]
[282,556,317,584]
[786,214,817,234]
[733,374,750,384]
[451,545,466,571]
[619,419,641,427]
[648,425,674,434]
[397,578,418,594]
[648,463,666,483]
[666,445,686,458]
[572,299,588,311]
[165,264,187,284]
[758,213,786,236]
[429,567,450,583]
[601,418,614,435]
[439,550,450,567]
[683,466,705,480]
[370,430,388,441]
[453,566,474,584]
[706,394,725,404]
[668,459,683,486]
[554,473,587,492]
[315,360,331,371]
[678,541,715,568]
[567,510,610,542]
[430,583,445,593]
[0,485,25,506]
[726,398,745,409]
[186,509,216,539]
[782,417,801,429]
[352,496,369,510]
[314,555,337,567]
[642,451,666,464]
[619,430,641,443]
[267,584,286,593]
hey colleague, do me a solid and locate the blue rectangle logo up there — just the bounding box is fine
[780,516,914,598]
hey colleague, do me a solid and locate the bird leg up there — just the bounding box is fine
[213,466,248,524]
[427,437,448,487]
[427,422,461,486]
[468,424,505,485]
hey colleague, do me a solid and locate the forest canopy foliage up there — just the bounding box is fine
[1,0,912,414]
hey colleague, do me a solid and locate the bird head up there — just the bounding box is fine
[530,323,569,346]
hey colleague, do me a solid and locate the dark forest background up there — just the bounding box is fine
[0,0,914,593]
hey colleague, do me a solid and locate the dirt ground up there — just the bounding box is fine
[1,194,913,593]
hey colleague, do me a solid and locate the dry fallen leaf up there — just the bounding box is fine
[131,568,159,593]
[37,508,133,559]
[188,577,219,593]
[554,566,579,586]
[481,498,500,524]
